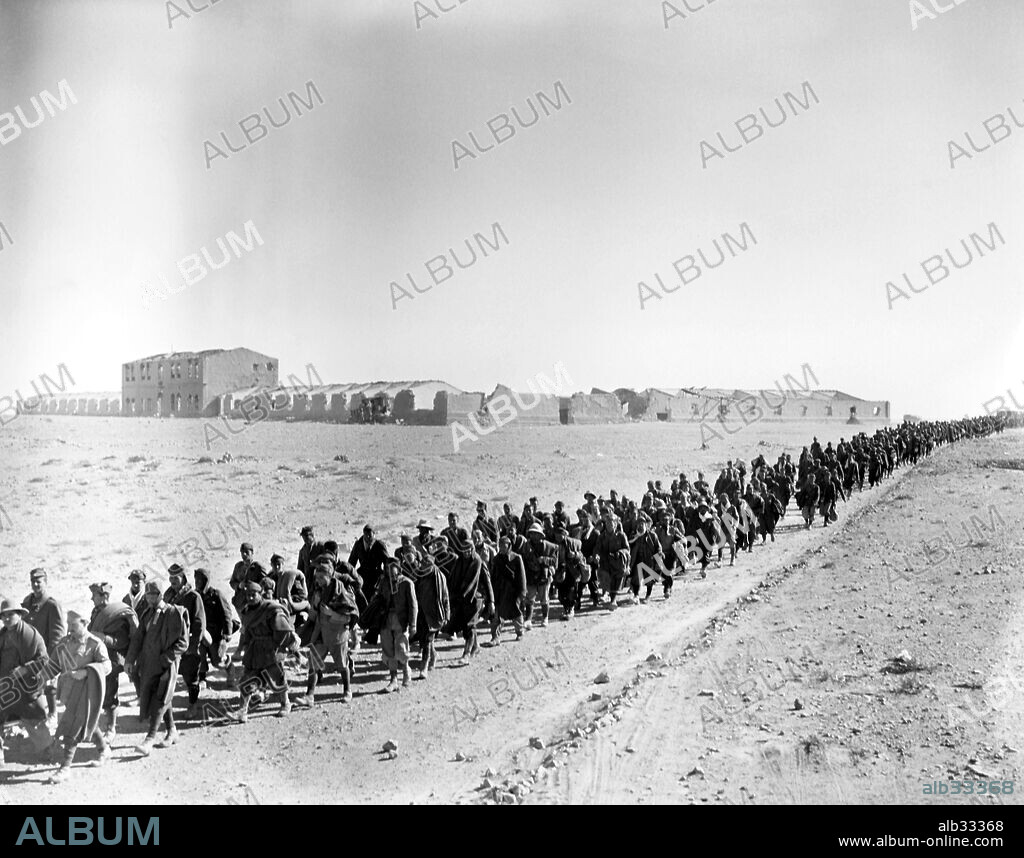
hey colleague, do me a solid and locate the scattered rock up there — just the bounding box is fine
[594,671,610,685]
[687,766,705,778]
[793,699,804,711]
[646,652,663,663]
[529,737,545,750]
[697,689,716,698]
[589,692,603,702]
[454,751,466,762]
[382,740,398,752]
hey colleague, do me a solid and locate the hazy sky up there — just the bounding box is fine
[0,0,1021,418]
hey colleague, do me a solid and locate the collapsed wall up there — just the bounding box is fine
[393,389,437,425]
[481,384,561,425]
[566,393,626,424]
[434,391,485,425]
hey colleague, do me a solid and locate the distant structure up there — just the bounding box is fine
[17,347,889,427]
[614,388,890,424]
[121,347,278,417]
[217,379,468,425]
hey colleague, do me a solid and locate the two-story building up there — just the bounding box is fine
[122,347,278,417]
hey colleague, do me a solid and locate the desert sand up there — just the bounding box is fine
[0,416,1020,805]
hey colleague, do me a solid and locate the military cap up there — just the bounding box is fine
[89,582,112,597]
[167,563,186,577]
[527,523,545,536]
[240,542,254,552]
[416,519,434,530]
[29,567,47,580]
[270,553,284,564]
[244,581,263,594]
[299,526,314,537]
[144,581,162,595]
[128,569,147,581]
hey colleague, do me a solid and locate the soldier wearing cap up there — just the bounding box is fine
[472,501,498,546]
[163,564,207,719]
[443,528,488,665]
[296,557,361,707]
[489,536,527,643]
[551,523,586,620]
[596,513,630,608]
[376,560,418,691]
[193,567,237,688]
[227,581,297,723]
[410,552,449,679]
[0,595,48,768]
[88,581,139,741]
[630,511,670,603]
[229,542,259,612]
[348,524,391,646]
[125,581,188,756]
[123,569,147,617]
[269,554,285,584]
[497,503,520,539]
[297,526,323,595]
[551,501,571,534]
[22,568,65,726]
[521,523,558,629]
[572,509,602,610]
[441,512,461,552]
[395,533,419,566]
[45,610,111,783]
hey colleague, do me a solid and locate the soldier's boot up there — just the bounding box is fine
[103,708,118,743]
[275,691,291,717]
[49,746,75,784]
[401,664,411,689]
[156,712,178,748]
[294,675,317,708]
[227,694,251,724]
[384,671,399,693]
[90,731,111,768]
[428,643,437,671]
[469,629,480,657]
[135,734,157,757]
[340,668,352,703]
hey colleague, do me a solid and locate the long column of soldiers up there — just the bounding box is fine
[0,414,1015,783]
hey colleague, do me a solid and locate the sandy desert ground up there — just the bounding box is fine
[0,415,1020,806]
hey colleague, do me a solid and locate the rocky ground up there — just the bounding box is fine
[0,416,1019,805]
